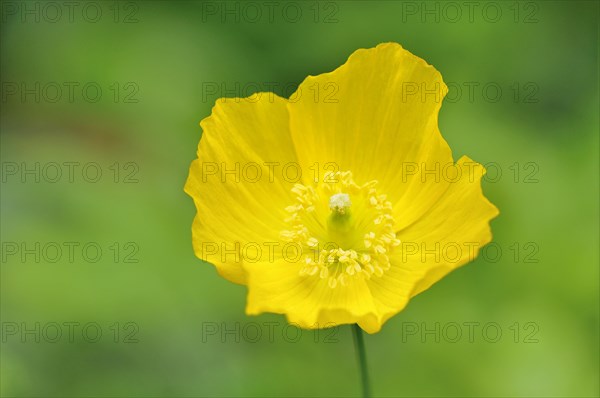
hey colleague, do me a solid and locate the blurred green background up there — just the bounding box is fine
[1,1,598,397]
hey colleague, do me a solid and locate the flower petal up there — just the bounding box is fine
[244,260,381,333]
[184,94,298,284]
[287,42,453,230]
[366,157,499,326]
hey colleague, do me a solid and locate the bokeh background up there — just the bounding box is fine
[1,1,598,397]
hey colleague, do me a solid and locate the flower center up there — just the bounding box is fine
[329,193,351,215]
[280,171,400,288]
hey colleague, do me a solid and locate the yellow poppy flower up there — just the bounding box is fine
[185,42,499,334]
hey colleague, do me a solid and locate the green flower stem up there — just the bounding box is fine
[351,324,371,398]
